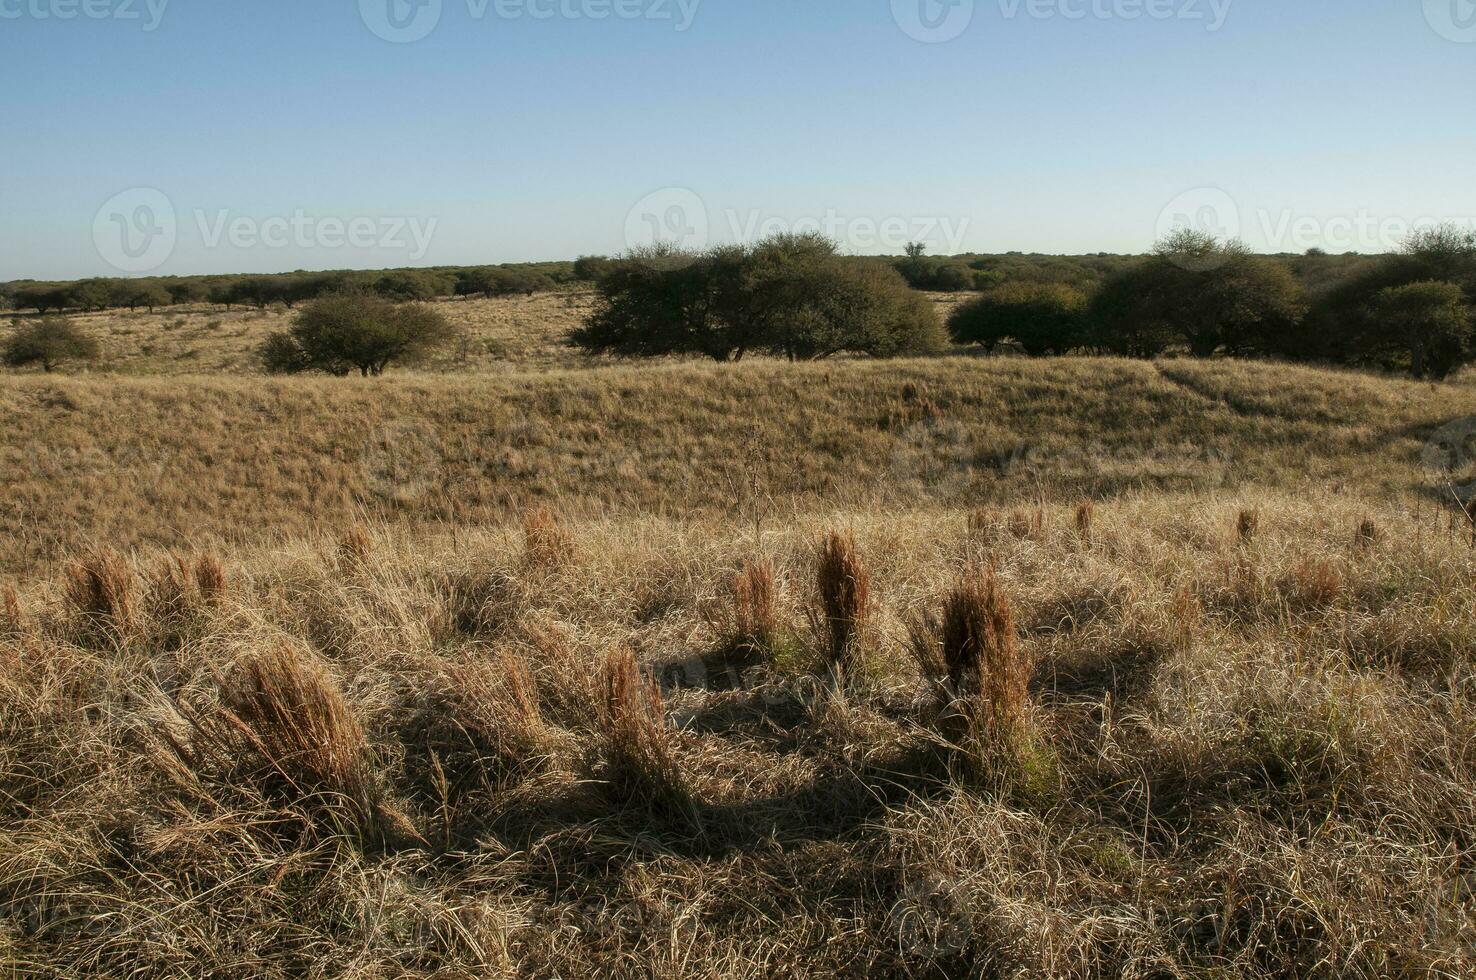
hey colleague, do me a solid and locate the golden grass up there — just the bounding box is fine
[4,334,1476,975]
[0,493,1472,976]
[0,354,1472,575]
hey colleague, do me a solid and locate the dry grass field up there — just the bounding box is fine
[2,493,1473,977]
[0,355,1471,577]
[14,290,976,377]
[2,307,1475,977]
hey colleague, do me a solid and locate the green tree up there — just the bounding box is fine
[67,279,115,311]
[260,292,459,377]
[3,317,100,372]
[114,280,172,312]
[950,282,1087,356]
[571,235,944,362]
[1370,281,1472,379]
[165,280,208,305]
[1089,231,1304,357]
[13,286,70,313]
[573,255,616,282]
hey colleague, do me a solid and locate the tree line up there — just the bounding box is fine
[0,262,579,316]
[948,226,1476,379]
[6,226,1474,380]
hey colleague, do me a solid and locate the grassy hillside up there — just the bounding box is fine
[4,346,1475,977]
[1,356,1470,576]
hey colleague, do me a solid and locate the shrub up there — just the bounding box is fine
[1089,231,1305,357]
[113,280,172,311]
[573,255,616,282]
[12,285,71,314]
[373,271,454,302]
[949,282,1087,355]
[260,291,458,376]
[3,317,99,372]
[571,234,945,362]
[1368,281,1472,380]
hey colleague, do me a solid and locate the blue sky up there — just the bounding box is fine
[2,0,1474,279]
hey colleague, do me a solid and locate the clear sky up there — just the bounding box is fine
[2,0,1474,279]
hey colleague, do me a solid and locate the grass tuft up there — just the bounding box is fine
[523,506,575,569]
[597,647,698,828]
[814,531,871,675]
[731,557,779,659]
[194,552,227,601]
[1074,499,1095,541]
[1237,508,1259,544]
[162,644,416,851]
[1,582,22,636]
[338,526,374,567]
[63,549,136,640]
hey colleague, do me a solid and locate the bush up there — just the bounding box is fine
[1305,225,1476,372]
[113,280,172,312]
[12,285,71,314]
[165,280,208,305]
[573,255,616,282]
[373,271,455,302]
[259,292,459,377]
[1089,231,1305,357]
[949,282,1087,356]
[455,267,553,298]
[3,317,100,372]
[930,263,973,292]
[1369,281,1472,379]
[572,234,945,362]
